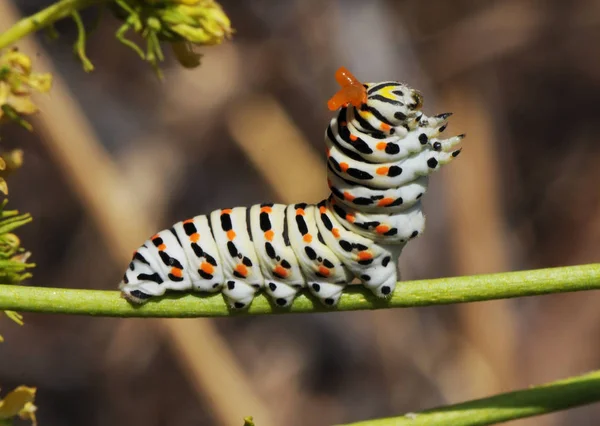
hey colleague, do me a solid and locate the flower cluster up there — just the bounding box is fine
[0,48,52,131]
[110,0,233,73]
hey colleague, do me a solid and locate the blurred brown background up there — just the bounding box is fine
[1,0,599,425]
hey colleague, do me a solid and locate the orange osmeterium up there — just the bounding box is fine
[327,67,368,111]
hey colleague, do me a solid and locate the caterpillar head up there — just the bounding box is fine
[328,67,424,133]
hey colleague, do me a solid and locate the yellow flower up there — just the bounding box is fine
[0,386,37,426]
[0,48,52,131]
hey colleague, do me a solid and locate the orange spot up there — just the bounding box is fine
[319,206,327,214]
[158,244,166,251]
[170,267,183,278]
[151,234,160,240]
[264,230,274,241]
[339,162,349,172]
[183,219,194,224]
[235,264,248,277]
[303,234,313,243]
[343,191,355,201]
[327,67,368,111]
[200,262,214,275]
[377,198,394,207]
[260,206,272,213]
[349,134,358,142]
[221,209,232,215]
[318,266,331,277]
[332,228,341,238]
[358,251,373,260]
[326,148,331,158]
[376,142,387,150]
[376,167,389,175]
[227,230,236,240]
[296,208,305,216]
[273,265,288,278]
[190,233,200,243]
[380,123,391,131]
[376,225,390,234]
[341,121,347,126]
[345,214,355,223]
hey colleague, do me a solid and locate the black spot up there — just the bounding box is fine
[353,138,374,154]
[212,283,220,288]
[199,270,213,280]
[242,257,253,267]
[259,212,272,232]
[382,256,391,267]
[385,143,400,154]
[159,251,183,269]
[394,112,407,121]
[312,283,321,292]
[339,240,353,252]
[419,133,428,144]
[122,274,129,284]
[358,259,374,265]
[354,243,369,251]
[276,298,287,306]
[330,185,345,200]
[381,286,391,295]
[371,195,384,200]
[361,274,371,281]
[265,242,276,259]
[427,158,438,168]
[347,168,373,180]
[452,149,461,157]
[353,197,373,205]
[191,243,204,257]
[295,215,308,235]
[305,246,317,260]
[388,166,402,177]
[392,90,404,97]
[433,142,442,151]
[323,259,334,268]
[205,254,217,266]
[333,204,347,218]
[137,273,163,284]
[227,241,238,257]
[281,259,291,268]
[389,128,395,134]
[317,232,326,245]
[168,272,184,282]
[227,281,235,290]
[389,198,404,207]
[439,124,447,132]
[416,193,423,199]
[220,213,233,231]
[269,282,277,291]
[129,290,152,300]
[129,262,134,271]
[183,222,197,235]
[233,271,245,279]
[384,228,398,236]
[325,298,335,306]
[151,236,164,247]
[234,302,245,309]
[321,214,333,231]
[410,230,419,238]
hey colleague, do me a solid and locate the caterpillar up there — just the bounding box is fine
[119,67,464,309]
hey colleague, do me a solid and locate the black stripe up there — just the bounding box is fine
[370,94,404,106]
[367,82,400,95]
[327,126,373,163]
[137,272,163,284]
[244,207,253,241]
[282,206,291,246]
[361,104,394,126]
[352,107,378,133]
[134,252,150,265]
[170,227,183,247]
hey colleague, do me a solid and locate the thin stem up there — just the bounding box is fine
[0,0,104,50]
[338,369,600,426]
[0,263,598,318]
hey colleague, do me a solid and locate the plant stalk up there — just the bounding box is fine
[0,263,597,318]
[339,369,600,426]
[0,0,104,50]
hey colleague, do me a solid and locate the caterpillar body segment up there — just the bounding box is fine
[119,67,465,309]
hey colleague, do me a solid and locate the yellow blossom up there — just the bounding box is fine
[0,386,37,426]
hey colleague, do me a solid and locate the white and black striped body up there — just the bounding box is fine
[119,79,464,309]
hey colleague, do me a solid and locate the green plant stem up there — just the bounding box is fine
[339,369,600,426]
[0,0,104,50]
[0,263,598,318]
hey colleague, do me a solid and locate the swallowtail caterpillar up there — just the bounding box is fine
[119,67,464,309]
